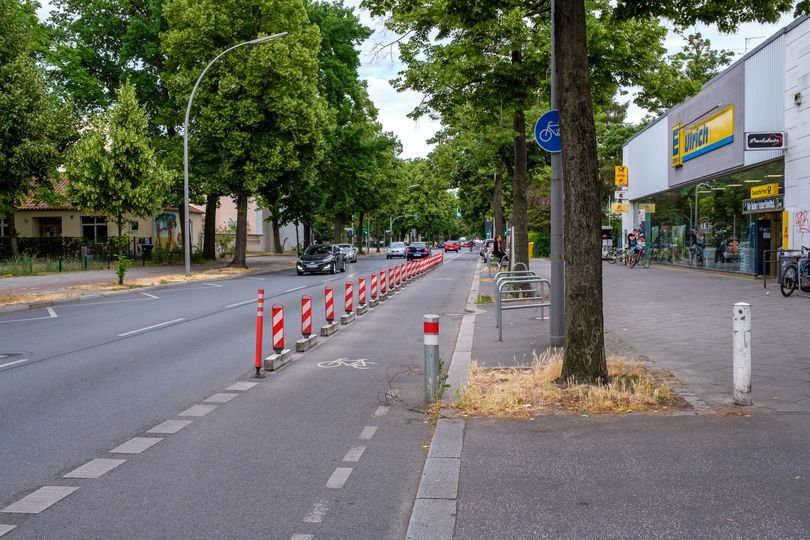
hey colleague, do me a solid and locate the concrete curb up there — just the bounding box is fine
[405,260,480,540]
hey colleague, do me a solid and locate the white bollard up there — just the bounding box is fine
[732,302,752,406]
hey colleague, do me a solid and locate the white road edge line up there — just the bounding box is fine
[117,318,185,337]
[284,285,308,293]
[203,282,223,287]
[140,292,159,299]
[0,358,28,370]
[226,298,257,308]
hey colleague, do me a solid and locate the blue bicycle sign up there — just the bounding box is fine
[534,110,561,153]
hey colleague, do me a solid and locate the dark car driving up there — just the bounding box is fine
[296,244,346,275]
[407,242,430,260]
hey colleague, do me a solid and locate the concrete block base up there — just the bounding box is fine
[341,312,355,325]
[295,334,318,352]
[369,298,379,308]
[264,349,292,371]
[380,293,388,301]
[356,304,368,315]
[320,321,341,337]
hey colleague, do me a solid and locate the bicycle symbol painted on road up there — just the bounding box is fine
[537,120,559,143]
[318,358,377,369]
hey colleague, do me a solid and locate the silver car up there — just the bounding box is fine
[387,241,406,259]
[337,243,358,263]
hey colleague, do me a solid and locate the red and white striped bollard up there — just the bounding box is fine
[345,281,353,313]
[325,286,335,323]
[253,289,265,378]
[371,273,378,299]
[301,295,312,338]
[424,314,440,402]
[359,277,366,305]
[271,303,284,354]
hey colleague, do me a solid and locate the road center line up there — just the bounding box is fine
[226,298,258,308]
[284,285,308,293]
[140,292,159,299]
[117,318,185,337]
[202,282,223,288]
[359,426,377,440]
[326,467,353,489]
[343,446,366,462]
[0,358,28,370]
[303,499,329,523]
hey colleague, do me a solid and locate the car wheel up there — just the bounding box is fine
[386,255,390,259]
[341,261,346,272]
[297,269,304,276]
[330,265,336,275]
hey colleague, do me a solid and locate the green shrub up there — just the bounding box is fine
[528,230,551,258]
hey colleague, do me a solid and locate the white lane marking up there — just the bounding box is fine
[226,298,258,308]
[0,524,16,536]
[46,307,57,318]
[326,467,352,489]
[303,499,329,523]
[204,393,237,404]
[117,318,185,337]
[226,382,257,391]
[0,358,28,369]
[179,404,218,417]
[110,437,162,454]
[0,309,58,324]
[203,282,223,288]
[343,446,366,462]
[2,486,79,514]
[244,277,265,281]
[148,420,193,434]
[284,285,308,293]
[347,272,357,278]
[290,535,313,540]
[374,406,389,417]
[64,458,126,478]
[359,426,377,440]
[140,292,159,299]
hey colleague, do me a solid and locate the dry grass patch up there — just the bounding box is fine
[68,266,256,291]
[1,292,81,306]
[451,349,687,417]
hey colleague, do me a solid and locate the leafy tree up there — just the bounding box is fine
[65,81,169,239]
[162,0,328,267]
[1,0,76,257]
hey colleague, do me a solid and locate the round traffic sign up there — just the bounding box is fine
[534,110,561,153]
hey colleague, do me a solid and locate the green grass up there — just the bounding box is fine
[0,256,110,276]
[476,293,494,304]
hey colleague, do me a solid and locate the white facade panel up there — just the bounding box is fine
[744,35,785,166]
[620,117,669,237]
[783,19,810,250]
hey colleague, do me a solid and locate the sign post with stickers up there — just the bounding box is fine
[614,166,628,187]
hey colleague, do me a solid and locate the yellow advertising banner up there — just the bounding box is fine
[638,203,656,213]
[783,210,789,249]
[672,105,734,166]
[614,166,628,186]
[751,183,779,199]
[610,203,628,213]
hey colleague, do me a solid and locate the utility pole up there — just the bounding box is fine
[550,0,565,347]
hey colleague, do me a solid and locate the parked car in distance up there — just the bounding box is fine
[438,241,445,249]
[297,244,346,275]
[444,240,460,252]
[407,242,431,260]
[336,243,358,263]
[387,241,407,259]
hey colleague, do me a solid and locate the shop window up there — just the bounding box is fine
[81,216,108,240]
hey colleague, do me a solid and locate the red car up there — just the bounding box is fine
[444,240,460,252]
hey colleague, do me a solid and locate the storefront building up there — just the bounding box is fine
[620,15,810,275]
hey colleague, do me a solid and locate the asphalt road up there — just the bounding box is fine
[0,250,478,539]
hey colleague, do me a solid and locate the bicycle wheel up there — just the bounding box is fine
[629,253,639,268]
[606,249,617,264]
[641,254,651,268]
[781,263,798,297]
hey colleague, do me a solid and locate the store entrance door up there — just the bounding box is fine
[754,217,775,276]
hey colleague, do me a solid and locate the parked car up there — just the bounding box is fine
[480,238,494,258]
[336,243,358,263]
[438,241,445,249]
[444,240,460,252]
[296,244,346,275]
[387,241,407,259]
[407,242,431,260]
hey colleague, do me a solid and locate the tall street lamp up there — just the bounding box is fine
[389,214,417,243]
[183,32,288,275]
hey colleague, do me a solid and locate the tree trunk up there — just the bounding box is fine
[303,222,311,248]
[555,0,608,384]
[271,215,282,254]
[511,49,529,269]
[230,192,248,268]
[375,216,381,252]
[493,170,504,239]
[7,210,19,258]
[358,211,365,254]
[203,195,218,259]
[333,213,345,244]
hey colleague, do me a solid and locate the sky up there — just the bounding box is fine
[36,1,800,159]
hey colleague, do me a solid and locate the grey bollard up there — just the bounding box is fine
[732,302,752,406]
[424,314,440,403]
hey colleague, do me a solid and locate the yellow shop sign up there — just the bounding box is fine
[610,203,628,213]
[750,183,779,199]
[672,105,734,167]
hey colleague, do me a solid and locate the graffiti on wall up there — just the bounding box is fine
[797,211,810,240]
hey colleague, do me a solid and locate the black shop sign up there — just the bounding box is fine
[742,195,783,214]
[745,132,785,150]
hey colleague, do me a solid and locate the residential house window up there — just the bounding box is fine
[0,218,8,237]
[82,216,108,240]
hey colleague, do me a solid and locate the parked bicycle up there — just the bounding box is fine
[780,246,810,297]
[627,248,651,269]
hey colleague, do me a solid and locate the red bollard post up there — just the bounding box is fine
[345,281,353,313]
[325,286,335,323]
[271,303,284,354]
[301,295,312,338]
[253,289,266,378]
[359,277,367,305]
[371,273,378,299]
[389,267,394,291]
[381,269,387,295]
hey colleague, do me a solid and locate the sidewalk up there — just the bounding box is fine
[408,259,810,539]
[0,254,297,311]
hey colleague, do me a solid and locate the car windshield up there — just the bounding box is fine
[337,244,351,249]
[303,245,332,256]
[390,242,405,248]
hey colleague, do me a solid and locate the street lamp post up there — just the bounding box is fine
[183,32,288,275]
[389,214,417,244]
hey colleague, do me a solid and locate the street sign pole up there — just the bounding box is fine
[549,0,565,347]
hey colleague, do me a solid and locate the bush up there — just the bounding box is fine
[528,230,551,258]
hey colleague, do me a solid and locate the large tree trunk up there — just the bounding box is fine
[6,210,19,258]
[333,213,345,244]
[511,49,529,269]
[358,211,365,254]
[556,0,608,384]
[203,195,218,259]
[271,215,282,254]
[493,170,504,239]
[303,222,311,248]
[230,192,248,268]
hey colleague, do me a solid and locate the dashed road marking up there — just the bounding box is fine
[178,404,218,417]
[64,458,126,478]
[140,292,159,299]
[326,467,352,488]
[290,535,313,540]
[202,282,223,288]
[244,277,265,281]
[0,524,16,536]
[148,420,193,434]
[226,298,258,308]
[2,486,79,514]
[342,446,366,462]
[117,318,184,337]
[204,393,237,404]
[46,307,57,318]
[303,499,329,523]
[226,382,257,391]
[374,406,389,417]
[110,437,162,454]
[284,285,308,293]
[0,307,58,324]
[0,358,28,369]
[359,426,377,440]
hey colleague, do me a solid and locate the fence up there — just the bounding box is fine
[0,236,153,261]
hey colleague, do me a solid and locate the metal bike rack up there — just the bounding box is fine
[512,262,528,272]
[496,276,550,341]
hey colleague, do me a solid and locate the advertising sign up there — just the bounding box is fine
[750,183,779,199]
[614,165,628,186]
[610,203,628,213]
[783,210,790,249]
[638,203,656,213]
[672,105,734,166]
[745,132,785,150]
[614,190,628,200]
